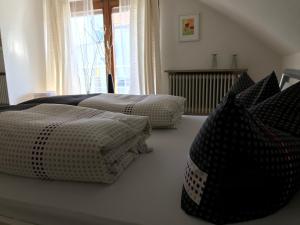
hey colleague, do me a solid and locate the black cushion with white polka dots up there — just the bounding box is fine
[237,71,280,108]
[229,72,254,94]
[250,81,300,137]
[181,93,300,224]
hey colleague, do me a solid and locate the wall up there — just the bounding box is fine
[0,0,288,99]
[160,0,282,94]
[282,52,300,70]
[0,0,46,104]
[198,0,300,55]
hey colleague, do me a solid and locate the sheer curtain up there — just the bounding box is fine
[69,0,107,94]
[118,0,161,95]
[43,0,72,95]
[44,0,107,95]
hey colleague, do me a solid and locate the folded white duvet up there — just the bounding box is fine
[0,104,151,183]
[79,94,186,128]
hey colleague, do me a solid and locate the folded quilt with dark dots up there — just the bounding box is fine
[0,104,151,183]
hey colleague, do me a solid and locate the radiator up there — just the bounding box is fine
[0,73,9,105]
[167,69,246,115]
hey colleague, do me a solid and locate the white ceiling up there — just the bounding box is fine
[198,0,300,55]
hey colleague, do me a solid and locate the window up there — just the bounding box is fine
[69,0,130,94]
[112,6,130,94]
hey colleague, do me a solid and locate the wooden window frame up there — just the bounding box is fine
[70,0,119,82]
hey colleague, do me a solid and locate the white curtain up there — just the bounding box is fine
[119,0,161,95]
[44,0,107,95]
[44,0,161,95]
[43,0,72,95]
[69,0,107,94]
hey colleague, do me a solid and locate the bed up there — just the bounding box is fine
[0,69,299,225]
[0,115,206,225]
[0,115,299,225]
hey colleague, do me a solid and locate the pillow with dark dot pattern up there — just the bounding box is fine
[250,81,300,137]
[236,71,280,108]
[181,93,300,225]
[229,72,254,94]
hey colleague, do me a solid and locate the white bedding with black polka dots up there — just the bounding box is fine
[0,104,151,184]
[183,156,207,205]
[79,94,186,128]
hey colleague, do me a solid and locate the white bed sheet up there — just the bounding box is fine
[0,115,300,225]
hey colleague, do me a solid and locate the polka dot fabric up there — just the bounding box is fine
[79,94,185,128]
[237,71,280,108]
[250,81,300,137]
[181,93,300,224]
[183,155,208,205]
[229,72,255,94]
[0,104,151,184]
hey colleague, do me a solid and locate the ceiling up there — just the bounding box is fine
[198,0,300,55]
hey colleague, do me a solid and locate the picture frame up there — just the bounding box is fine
[179,14,200,42]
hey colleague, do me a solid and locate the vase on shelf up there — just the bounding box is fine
[107,74,115,93]
[211,54,218,69]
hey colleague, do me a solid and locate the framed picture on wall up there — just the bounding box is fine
[179,14,200,42]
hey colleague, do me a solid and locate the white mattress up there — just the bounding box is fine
[0,115,300,225]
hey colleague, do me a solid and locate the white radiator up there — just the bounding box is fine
[167,69,246,115]
[0,73,9,105]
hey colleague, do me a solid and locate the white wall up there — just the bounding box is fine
[0,0,287,99]
[283,52,300,70]
[160,0,282,94]
[198,0,300,55]
[0,0,46,104]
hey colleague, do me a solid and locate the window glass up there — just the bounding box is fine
[70,10,107,93]
[112,7,130,94]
